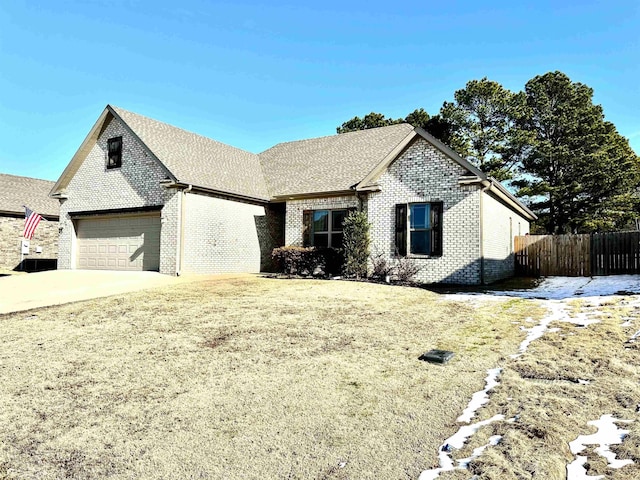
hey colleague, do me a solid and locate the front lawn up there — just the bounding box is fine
[0,275,538,479]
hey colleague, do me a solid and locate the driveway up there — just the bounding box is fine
[0,270,186,314]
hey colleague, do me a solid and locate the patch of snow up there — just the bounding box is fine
[577,379,590,385]
[567,454,603,479]
[621,319,633,327]
[511,298,604,359]
[567,415,633,479]
[457,368,502,423]
[629,329,640,343]
[450,275,640,302]
[457,435,502,469]
[419,415,505,480]
[511,317,553,358]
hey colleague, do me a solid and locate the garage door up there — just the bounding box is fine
[76,214,161,271]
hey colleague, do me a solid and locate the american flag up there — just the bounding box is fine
[23,206,42,240]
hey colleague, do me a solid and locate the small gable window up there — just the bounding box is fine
[107,136,123,169]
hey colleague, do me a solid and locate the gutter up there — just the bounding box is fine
[271,189,357,201]
[459,177,537,222]
[162,181,270,204]
[177,184,193,276]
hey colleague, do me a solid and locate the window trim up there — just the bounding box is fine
[107,136,123,169]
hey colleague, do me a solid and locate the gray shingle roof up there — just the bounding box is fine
[0,174,59,217]
[258,123,415,197]
[111,106,270,201]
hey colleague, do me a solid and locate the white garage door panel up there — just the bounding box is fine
[76,215,161,271]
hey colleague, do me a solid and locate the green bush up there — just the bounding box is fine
[272,246,343,276]
[342,210,370,279]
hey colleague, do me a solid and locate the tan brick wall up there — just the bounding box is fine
[367,138,482,284]
[0,215,58,270]
[57,115,175,272]
[481,191,530,284]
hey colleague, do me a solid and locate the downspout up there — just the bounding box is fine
[479,182,490,285]
[177,184,193,276]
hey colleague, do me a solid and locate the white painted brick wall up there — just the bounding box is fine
[160,190,180,275]
[57,115,176,272]
[482,191,530,284]
[367,138,482,284]
[285,195,359,246]
[182,192,266,274]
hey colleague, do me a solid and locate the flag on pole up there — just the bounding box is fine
[23,206,42,240]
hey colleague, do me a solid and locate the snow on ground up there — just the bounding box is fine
[418,414,506,480]
[418,368,507,480]
[567,415,633,478]
[448,275,640,302]
[419,276,640,480]
[457,368,501,423]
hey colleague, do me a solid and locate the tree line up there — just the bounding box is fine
[337,71,640,234]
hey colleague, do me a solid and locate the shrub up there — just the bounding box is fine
[370,250,394,280]
[342,210,370,279]
[272,246,343,276]
[393,256,423,283]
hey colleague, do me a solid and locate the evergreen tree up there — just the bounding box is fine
[438,78,529,181]
[514,71,640,233]
[336,112,404,133]
[342,210,370,279]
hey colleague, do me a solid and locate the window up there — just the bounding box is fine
[303,209,349,248]
[395,202,443,256]
[107,136,123,169]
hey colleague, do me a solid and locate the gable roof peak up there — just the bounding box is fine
[52,104,271,202]
[259,123,416,197]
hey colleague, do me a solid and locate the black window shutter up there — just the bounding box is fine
[302,210,312,247]
[431,202,443,256]
[395,204,407,256]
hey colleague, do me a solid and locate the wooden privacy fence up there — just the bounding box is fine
[515,231,640,277]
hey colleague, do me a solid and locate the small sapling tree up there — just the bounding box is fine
[342,210,370,279]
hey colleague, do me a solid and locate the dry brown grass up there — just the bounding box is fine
[462,297,640,479]
[0,275,539,479]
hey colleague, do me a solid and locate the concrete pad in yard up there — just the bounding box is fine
[0,270,183,315]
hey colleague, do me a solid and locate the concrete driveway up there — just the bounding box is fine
[0,270,185,315]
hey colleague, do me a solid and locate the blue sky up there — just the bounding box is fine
[1,0,638,181]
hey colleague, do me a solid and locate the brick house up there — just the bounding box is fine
[0,174,59,271]
[50,105,536,284]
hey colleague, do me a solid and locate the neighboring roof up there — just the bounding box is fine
[259,123,415,197]
[110,106,270,201]
[0,174,59,217]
